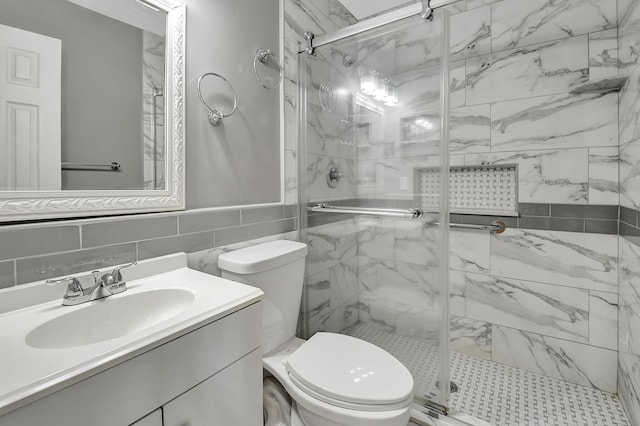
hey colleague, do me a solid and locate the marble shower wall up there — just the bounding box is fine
[357,0,619,205]
[351,0,623,393]
[356,17,446,202]
[291,0,627,398]
[450,227,619,393]
[303,218,360,335]
[142,31,165,190]
[619,0,640,210]
[617,0,640,422]
[618,236,640,424]
[433,0,622,394]
[283,0,359,335]
[357,217,444,342]
[283,0,356,206]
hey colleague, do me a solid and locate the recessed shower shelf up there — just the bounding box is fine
[415,164,519,217]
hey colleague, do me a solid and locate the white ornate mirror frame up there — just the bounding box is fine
[0,0,185,222]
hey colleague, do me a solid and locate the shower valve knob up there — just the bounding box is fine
[327,166,343,188]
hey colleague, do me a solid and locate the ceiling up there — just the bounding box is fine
[337,0,416,20]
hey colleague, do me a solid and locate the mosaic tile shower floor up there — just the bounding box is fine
[344,323,630,426]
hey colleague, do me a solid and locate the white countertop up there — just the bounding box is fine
[0,253,263,416]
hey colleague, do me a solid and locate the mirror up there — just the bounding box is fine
[0,0,185,221]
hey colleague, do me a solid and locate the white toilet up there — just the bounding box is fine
[218,240,414,426]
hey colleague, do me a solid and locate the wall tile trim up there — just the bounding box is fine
[312,199,621,235]
[0,204,297,290]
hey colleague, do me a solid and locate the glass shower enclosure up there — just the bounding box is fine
[298,9,451,411]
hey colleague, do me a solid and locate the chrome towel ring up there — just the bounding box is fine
[197,72,238,126]
[253,49,282,90]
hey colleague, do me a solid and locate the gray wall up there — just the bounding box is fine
[0,0,286,289]
[2,0,282,202]
[185,0,281,208]
[0,0,144,190]
[0,205,297,289]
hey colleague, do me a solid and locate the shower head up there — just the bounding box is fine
[342,54,356,68]
[331,49,356,68]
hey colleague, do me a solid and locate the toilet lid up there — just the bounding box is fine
[285,333,414,406]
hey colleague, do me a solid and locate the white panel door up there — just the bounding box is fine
[0,23,61,190]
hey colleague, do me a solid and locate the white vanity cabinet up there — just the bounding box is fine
[0,301,263,426]
[163,349,262,425]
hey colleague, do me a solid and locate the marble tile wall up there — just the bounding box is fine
[357,0,620,207]
[450,227,619,393]
[617,0,640,422]
[365,0,624,395]
[355,18,445,203]
[618,236,640,424]
[302,217,360,335]
[356,217,445,342]
[292,0,631,401]
[283,0,356,206]
[338,0,623,394]
[619,0,640,210]
[284,0,364,336]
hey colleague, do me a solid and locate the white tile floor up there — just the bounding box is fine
[344,323,631,426]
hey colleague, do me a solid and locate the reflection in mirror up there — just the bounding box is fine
[0,0,167,191]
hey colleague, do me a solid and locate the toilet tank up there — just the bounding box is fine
[218,240,308,355]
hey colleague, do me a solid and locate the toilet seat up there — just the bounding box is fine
[288,373,413,412]
[285,333,414,411]
[264,336,413,426]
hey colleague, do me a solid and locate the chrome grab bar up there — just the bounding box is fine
[308,203,424,219]
[308,203,507,233]
[448,221,506,234]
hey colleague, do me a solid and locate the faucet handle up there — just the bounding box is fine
[46,276,85,298]
[100,261,137,294]
[111,261,137,282]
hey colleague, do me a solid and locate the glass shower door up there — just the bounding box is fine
[299,10,450,410]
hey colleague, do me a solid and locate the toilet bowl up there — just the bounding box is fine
[218,240,414,426]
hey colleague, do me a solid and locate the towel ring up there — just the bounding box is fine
[253,49,282,90]
[197,72,238,126]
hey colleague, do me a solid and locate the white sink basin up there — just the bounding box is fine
[0,253,263,417]
[25,289,195,349]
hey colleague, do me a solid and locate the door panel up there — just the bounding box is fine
[0,24,61,190]
[299,10,451,409]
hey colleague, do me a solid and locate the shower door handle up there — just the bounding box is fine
[308,203,424,220]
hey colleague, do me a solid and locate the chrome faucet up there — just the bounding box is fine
[46,261,137,306]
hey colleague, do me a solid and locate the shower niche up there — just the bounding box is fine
[415,164,518,217]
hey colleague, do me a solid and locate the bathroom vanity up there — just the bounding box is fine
[0,254,263,426]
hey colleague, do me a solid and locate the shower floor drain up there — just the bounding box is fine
[435,381,459,393]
